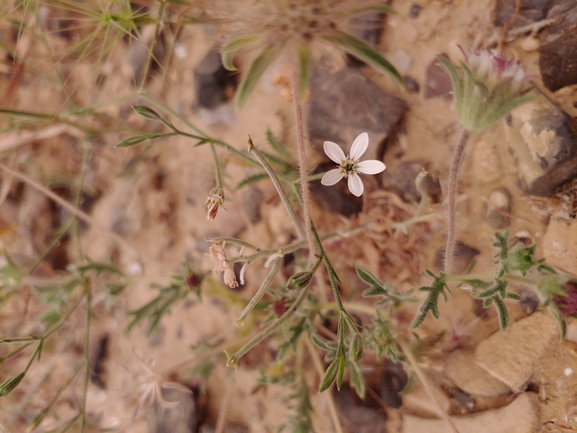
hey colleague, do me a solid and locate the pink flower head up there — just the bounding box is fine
[320,132,386,197]
[461,48,528,94]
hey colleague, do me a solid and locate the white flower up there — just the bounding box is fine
[320,132,386,197]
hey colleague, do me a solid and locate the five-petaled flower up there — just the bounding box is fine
[321,132,386,197]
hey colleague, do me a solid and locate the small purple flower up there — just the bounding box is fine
[321,132,386,197]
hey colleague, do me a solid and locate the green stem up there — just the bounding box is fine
[138,0,166,90]
[444,131,470,275]
[397,338,460,433]
[291,59,316,257]
[248,137,306,240]
[210,143,223,189]
[229,282,311,364]
[237,256,282,325]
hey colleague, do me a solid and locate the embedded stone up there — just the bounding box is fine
[474,312,560,392]
[307,66,406,162]
[493,0,552,29]
[445,348,511,397]
[194,49,238,109]
[506,99,577,196]
[402,392,540,433]
[480,187,512,229]
[424,55,453,100]
[542,217,577,275]
[539,3,577,91]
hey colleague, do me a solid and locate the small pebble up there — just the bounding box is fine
[520,36,540,51]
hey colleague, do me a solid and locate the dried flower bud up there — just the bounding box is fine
[205,187,225,221]
[287,271,313,290]
[206,240,238,289]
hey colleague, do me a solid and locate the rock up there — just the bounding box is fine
[402,392,540,433]
[147,384,197,433]
[380,358,409,408]
[403,75,420,93]
[333,384,387,433]
[534,341,577,431]
[243,187,264,224]
[310,163,363,217]
[435,242,480,274]
[346,12,385,67]
[539,4,577,91]
[194,49,238,109]
[424,55,453,100]
[480,187,512,229]
[493,0,552,29]
[382,160,441,204]
[506,99,577,196]
[445,348,511,397]
[474,312,560,392]
[542,218,577,275]
[409,4,422,19]
[307,66,406,162]
[402,382,451,418]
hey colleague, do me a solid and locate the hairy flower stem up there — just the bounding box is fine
[291,61,316,258]
[444,131,470,275]
[236,257,281,325]
[248,137,306,240]
[210,143,223,189]
[228,282,311,364]
[397,338,460,433]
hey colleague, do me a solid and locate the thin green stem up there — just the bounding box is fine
[248,137,306,240]
[80,284,91,432]
[291,59,316,257]
[237,256,282,325]
[397,337,460,433]
[229,282,311,364]
[138,0,165,90]
[444,131,470,275]
[391,169,433,230]
[210,143,223,189]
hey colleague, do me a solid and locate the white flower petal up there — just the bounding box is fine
[349,132,369,161]
[356,160,386,175]
[321,169,345,186]
[323,141,346,164]
[347,173,364,197]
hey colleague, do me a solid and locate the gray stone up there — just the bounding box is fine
[542,217,577,275]
[308,66,406,162]
[445,348,511,397]
[243,187,264,224]
[539,3,577,91]
[506,99,577,196]
[383,160,441,204]
[493,0,552,29]
[424,54,453,100]
[194,49,238,109]
[474,312,560,392]
[147,384,197,433]
[310,164,363,217]
[333,384,387,433]
[402,392,540,433]
[480,187,512,229]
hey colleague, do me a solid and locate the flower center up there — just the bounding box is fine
[341,159,357,176]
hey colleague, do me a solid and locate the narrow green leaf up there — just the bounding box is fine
[235,172,268,190]
[116,136,146,148]
[322,31,402,86]
[356,266,382,288]
[132,105,162,120]
[311,333,336,352]
[336,355,346,390]
[0,372,25,397]
[319,358,339,392]
[221,36,258,71]
[265,128,291,157]
[547,303,566,340]
[237,46,278,107]
[349,361,366,399]
[493,297,509,330]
